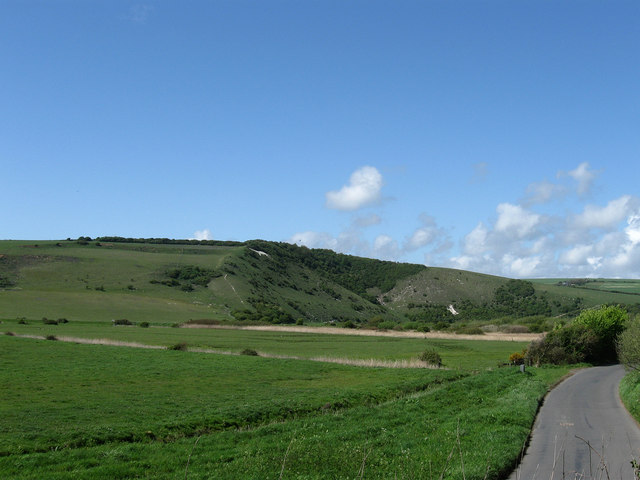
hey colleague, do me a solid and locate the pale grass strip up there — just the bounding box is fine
[181,323,542,342]
[58,336,166,349]
[8,334,439,369]
[259,352,443,369]
[11,333,165,349]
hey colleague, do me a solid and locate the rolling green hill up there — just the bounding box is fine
[1,238,637,328]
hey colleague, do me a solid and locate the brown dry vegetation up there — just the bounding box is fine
[181,323,543,342]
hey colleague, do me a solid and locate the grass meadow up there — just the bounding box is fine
[0,328,570,479]
[531,278,640,305]
[1,319,529,370]
[0,240,632,478]
[0,240,241,323]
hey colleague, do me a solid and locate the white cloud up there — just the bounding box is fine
[326,166,383,211]
[559,244,594,265]
[289,231,338,250]
[406,228,435,251]
[506,255,541,277]
[572,195,636,230]
[462,223,489,255]
[404,214,443,251]
[522,180,566,206]
[626,215,640,245]
[193,229,213,241]
[289,213,451,264]
[373,235,400,260]
[296,162,640,278]
[495,203,542,238]
[567,162,597,195]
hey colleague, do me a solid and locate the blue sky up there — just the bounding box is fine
[2,1,639,278]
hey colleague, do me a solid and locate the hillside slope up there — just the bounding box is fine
[1,238,635,327]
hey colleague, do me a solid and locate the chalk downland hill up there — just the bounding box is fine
[1,238,638,327]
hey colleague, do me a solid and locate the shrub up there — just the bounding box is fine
[433,321,450,331]
[112,319,133,326]
[525,305,629,366]
[418,349,442,367]
[42,318,58,325]
[343,320,356,329]
[377,321,398,330]
[525,324,598,366]
[171,323,181,328]
[296,318,304,326]
[139,322,150,328]
[509,352,525,365]
[240,348,259,356]
[185,319,220,326]
[502,325,530,334]
[17,318,27,325]
[168,342,188,351]
[57,318,69,324]
[574,305,627,363]
[456,326,484,335]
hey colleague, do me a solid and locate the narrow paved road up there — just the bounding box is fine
[509,365,640,480]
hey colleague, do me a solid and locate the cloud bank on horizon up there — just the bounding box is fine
[288,163,640,279]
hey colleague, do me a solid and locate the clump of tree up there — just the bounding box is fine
[232,302,295,325]
[493,280,552,317]
[166,265,221,286]
[406,304,450,323]
[526,305,628,366]
[151,265,221,290]
[96,236,244,247]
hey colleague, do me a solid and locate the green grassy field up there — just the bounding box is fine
[531,278,640,306]
[0,240,241,323]
[0,239,601,478]
[0,319,529,370]
[0,334,570,479]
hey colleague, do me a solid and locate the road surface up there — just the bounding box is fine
[509,365,640,479]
